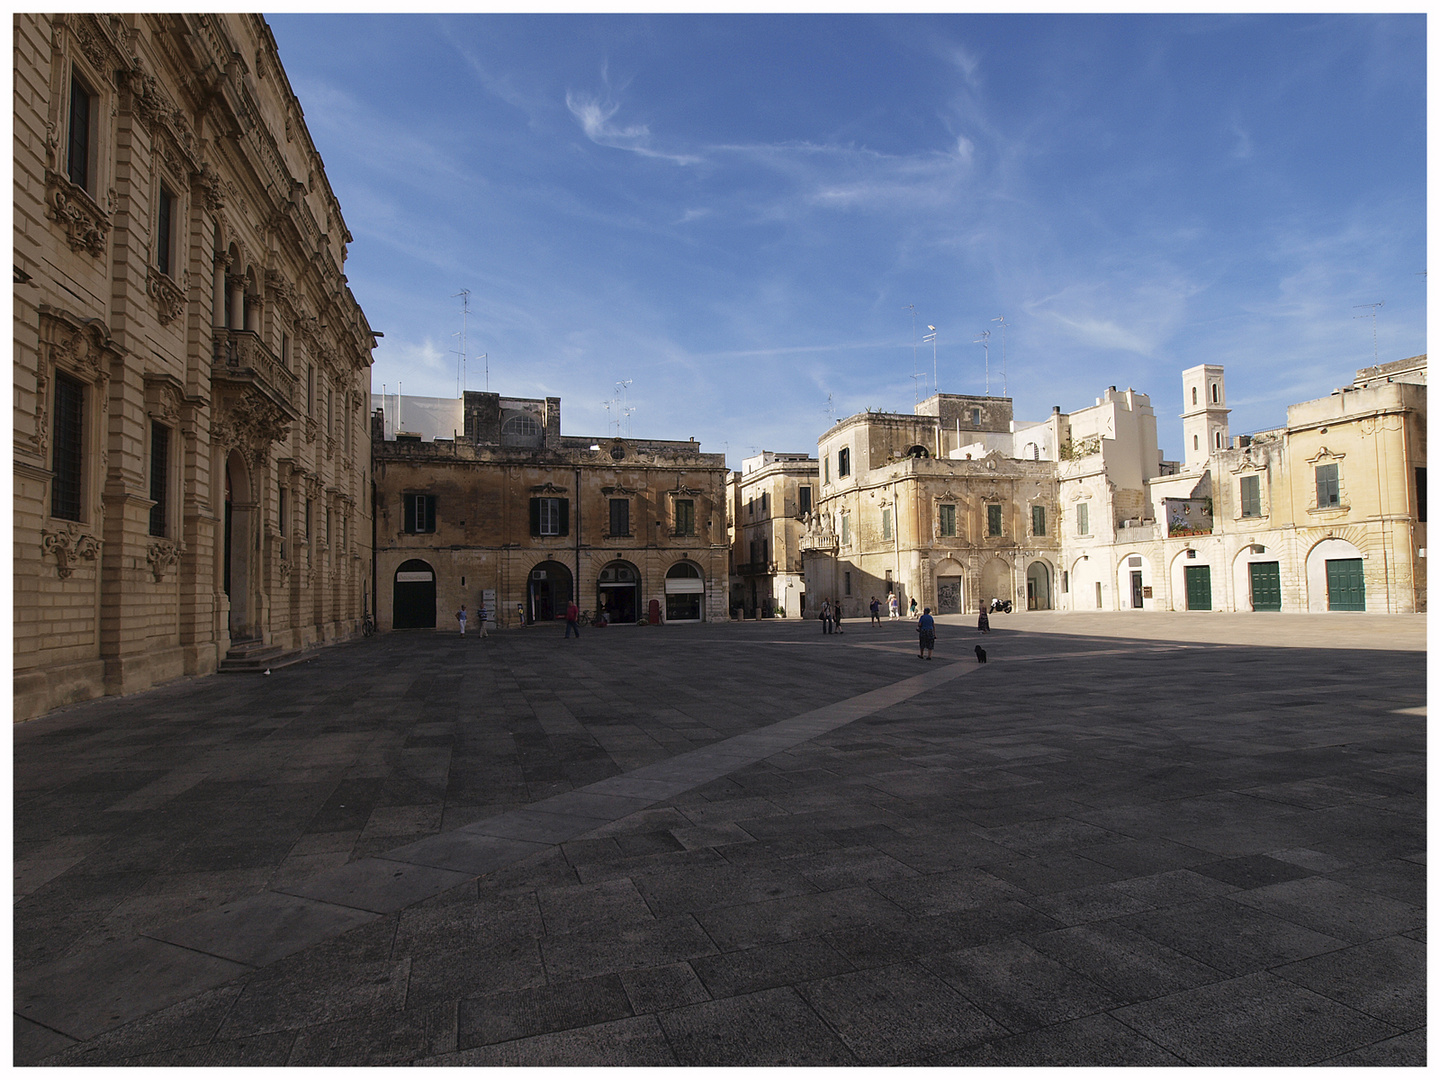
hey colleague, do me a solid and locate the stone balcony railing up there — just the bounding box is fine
[212,328,299,415]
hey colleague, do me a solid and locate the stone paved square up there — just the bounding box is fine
[13,612,1425,1065]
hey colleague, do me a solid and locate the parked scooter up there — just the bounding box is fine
[989,597,1013,614]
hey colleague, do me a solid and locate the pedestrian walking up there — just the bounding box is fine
[869,597,881,625]
[917,607,935,659]
[516,602,525,626]
[977,608,990,635]
[820,598,832,634]
[477,601,490,638]
[888,593,899,620]
[909,597,919,619]
[456,604,468,635]
[564,599,580,638]
[834,601,845,634]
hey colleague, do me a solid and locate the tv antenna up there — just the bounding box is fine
[452,289,471,396]
[1352,301,1383,366]
[973,329,991,395]
[924,325,937,396]
[824,392,836,425]
[904,303,920,404]
[992,315,1009,396]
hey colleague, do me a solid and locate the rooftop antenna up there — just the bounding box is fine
[1352,301,1383,366]
[477,353,488,393]
[904,303,919,405]
[924,325,937,396]
[973,329,991,396]
[451,289,471,396]
[615,380,633,438]
[824,392,836,425]
[992,315,1008,396]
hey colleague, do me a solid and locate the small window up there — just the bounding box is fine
[530,496,567,537]
[882,507,892,540]
[306,365,315,412]
[971,408,981,426]
[51,371,85,521]
[798,486,812,515]
[823,456,830,484]
[1032,505,1046,536]
[1316,463,1340,508]
[278,485,287,537]
[609,498,630,537]
[761,492,768,516]
[67,75,93,192]
[1240,475,1261,518]
[1193,434,1200,452]
[405,493,437,534]
[1062,570,1069,593]
[838,447,851,477]
[1417,467,1426,523]
[156,185,175,277]
[1212,383,1220,404]
[987,504,1002,537]
[148,422,170,537]
[1215,430,1224,450]
[1192,387,1198,406]
[1077,502,1090,536]
[305,498,313,541]
[939,504,956,538]
[674,498,695,536]
[844,570,852,596]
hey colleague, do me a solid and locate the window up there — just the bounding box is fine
[326,388,334,438]
[1212,384,1220,403]
[1192,387,1198,406]
[761,492,767,516]
[530,496,567,537]
[1240,475,1261,518]
[837,447,851,477]
[798,486,811,515]
[882,507,892,540]
[1077,502,1090,535]
[405,493,437,534]
[1216,431,1224,450]
[1417,467,1427,523]
[971,408,981,426]
[148,422,170,536]
[1194,434,1200,452]
[609,498,630,536]
[67,75,93,191]
[939,504,956,538]
[326,508,333,546]
[278,485,287,537]
[51,371,85,521]
[1032,505,1046,536]
[305,498,313,541]
[281,332,291,370]
[844,571,852,596]
[987,504,1002,537]
[156,185,175,277]
[1315,463,1340,508]
[823,456,830,484]
[1095,582,1103,608]
[501,413,543,447]
[840,511,850,545]
[1062,571,1069,593]
[674,498,695,536]
[306,365,314,412]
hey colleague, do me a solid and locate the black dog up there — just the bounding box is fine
[974,644,987,664]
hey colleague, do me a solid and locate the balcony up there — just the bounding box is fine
[212,328,299,417]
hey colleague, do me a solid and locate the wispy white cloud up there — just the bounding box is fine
[565,85,703,164]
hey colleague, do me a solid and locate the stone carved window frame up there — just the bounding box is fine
[143,373,186,542]
[45,18,122,257]
[146,153,190,325]
[38,308,117,530]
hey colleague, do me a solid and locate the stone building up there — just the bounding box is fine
[1058,360,1426,614]
[801,393,1063,618]
[372,392,729,630]
[14,14,376,720]
[727,451,817,619]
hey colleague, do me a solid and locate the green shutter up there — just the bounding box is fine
[558,498,570,536]
[529,498,541,536]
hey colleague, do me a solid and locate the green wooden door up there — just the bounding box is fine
[1249,561,1281,611]
[1184,565,1212,611]
[1325,558,1366,611]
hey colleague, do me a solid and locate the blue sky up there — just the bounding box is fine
[268,13,1426,468]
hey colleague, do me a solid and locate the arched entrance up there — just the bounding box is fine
[597,561,640,623]
[528,560,573,622]
[393,559,437,628]
[934,557,964,615]
[665,562,704,622]
[1026,561,1052,610]
[224,451,257,641]
[1305,537,1366,612]
[979,557,1013,609]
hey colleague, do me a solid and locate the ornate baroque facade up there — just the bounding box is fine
[14,14,376,720]
[373,392,729,631]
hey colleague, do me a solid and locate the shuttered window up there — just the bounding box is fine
[1315,463,1340,508]
[1240,475,1261,518]
[530,496,568,537]
[405,493,437,533]
[939,504,956,537]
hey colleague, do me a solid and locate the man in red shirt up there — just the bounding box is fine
[565,599,580,638]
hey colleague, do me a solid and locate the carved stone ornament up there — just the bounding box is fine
[122,58,170,133]
[42,309,119,388]
[212,388,291,468]
[68,15,123,77]
[146,265,186,325]
[531,482,569,495]
[304,416,318,444]
[146,537,183,581]
[195,160,225,211]
[144,374,183,426]
[278,558,291,585]
[42,522,102,579]
[45,170,110,256]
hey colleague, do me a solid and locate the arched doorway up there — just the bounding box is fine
[393,559,437,628]
[1305,537,1366,612]
[934,557,964,615]
[597,561,640,623]
[980,557,1013,609]
[224,451,257,641]
[665,562,704,622]
[1026,561,1052,610]
[528,560,573,622]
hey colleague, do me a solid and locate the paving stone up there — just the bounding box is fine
[923,938,1120,1032]
[694,885,910,951]
[927,1011,1185,1066]
[538,914,720,982]
[1271,934,1426,1030]
[618,961,711,1013]
[690,938,855,998]
[1228,876,1425,943]
[633,861,817,917]
[657,986,857,1065]
[146,890,380,967]
[797,961,1007,1063]
[1025,922,1228,1004]
[276,858,473,914]
[1112,971,1402,1065]
[1317,1028,1427,1066]
[1115,897,1350,976]
[456,973,633,1048]
[425,1014,678,1065]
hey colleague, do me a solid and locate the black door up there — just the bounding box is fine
[393,560,436,628]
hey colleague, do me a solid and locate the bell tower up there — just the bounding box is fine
[1181,364,1229,470]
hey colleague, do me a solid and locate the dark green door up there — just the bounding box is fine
[1249,561,1281,611]
[1184,565,1212,611]
[1326,558,1365,611]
